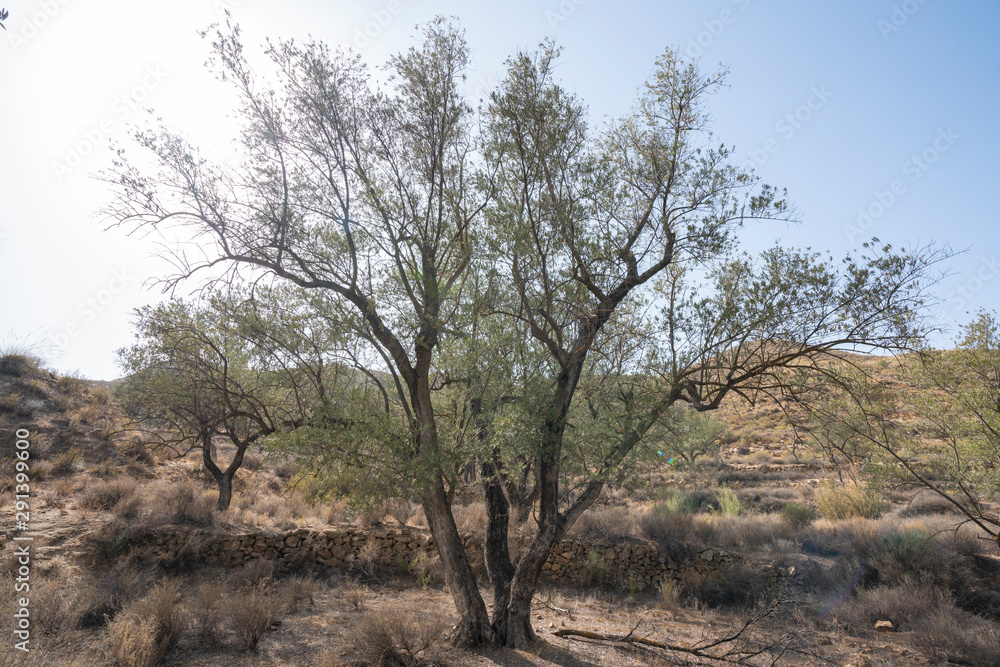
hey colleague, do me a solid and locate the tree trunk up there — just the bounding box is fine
[216,472,233,511]
[422,479,495,647]
[495,524,561,648]
[483,459,516,633]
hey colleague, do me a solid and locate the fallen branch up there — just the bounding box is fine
[552,628,746,664]
[553,604,793,665]
[540,592,575,619]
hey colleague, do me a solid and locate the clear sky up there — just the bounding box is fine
[1,0,997,380]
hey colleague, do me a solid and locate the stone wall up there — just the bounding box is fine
[141,524,773,592]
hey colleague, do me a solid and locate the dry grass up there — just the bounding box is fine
[816,481,885,520]
[102,580,184,667]
[282,574,318,612]
[50,445,83,476]
[226,581,276,651]
[452,502,488,537]
[190,580,224,645]
[346,602,448,666]
[571,505,639,542]
[80,477,140,510]
[341,581,368,610]
[0,353,40,378]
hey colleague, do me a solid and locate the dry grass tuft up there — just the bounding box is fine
[226,581,276,651]
[190,580,224,646]
[80,477,140,510]
[347,602,448,666]
[816,481,885,521]
[102,580,183,667]
[572,505,638,542]
[0,353,40,378]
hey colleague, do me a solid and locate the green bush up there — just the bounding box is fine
[780,502,817,528]
[714,486,743,517]
[816,482,885,521]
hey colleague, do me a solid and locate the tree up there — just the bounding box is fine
[106,17,496,644]
[118,295,283,510]
[104,17,949,647]
[474,44,948,646]
[117,286,361,510]
[802,311,1000,547]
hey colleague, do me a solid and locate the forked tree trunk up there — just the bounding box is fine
[202,432,247,512]
[422,480,495,647]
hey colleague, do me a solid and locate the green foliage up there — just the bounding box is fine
[815,481,885,521]
[713,485,743,517]
[654,488,698,515]
[655,405,729,466]
[780,502,817,528]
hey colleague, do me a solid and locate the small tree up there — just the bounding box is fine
[657,404,728,466]
[118,291,307,510]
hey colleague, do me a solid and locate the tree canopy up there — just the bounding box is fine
[104,17,950,647]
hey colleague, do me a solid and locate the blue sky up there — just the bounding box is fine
[1,0,997,379]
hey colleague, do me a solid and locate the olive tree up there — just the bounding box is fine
[117,294,289,511]
[476,44,949,645]
[106,17,496,644]
[104,16,949,647]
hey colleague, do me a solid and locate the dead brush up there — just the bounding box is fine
[226,558,277,593]
[572,505,639,542]
[190,580,224,646]
[282,574,318,613]
[226,580,276,652]
[346,602,448,667]
[102,580,183,667]
[50,445,83,476]
[341,581,367,610]
[150,482,214,527]
[80,477,140,510]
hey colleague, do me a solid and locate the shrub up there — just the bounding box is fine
[226,581,276,651]
[77,560,152,628]
[816,481,885,521]
[714,486,742,517]
[781,502,817,529]
[103,613,160,667]
[639,506,696,562]
[572,505,638,542]
[57,374,88,396]
[230,558,277,589]
[50,446,83,476]
[81,477,140,510]
[652,488,698,514]
[0,392,23,413]
[679,561,777,610]
[101,581,185,666]
[153,482,214,526]
[191,580,224,645]
[0,353,40,378]
[341,581,367,610]
[347,602,447,666]
[913,605,1000,667]
[282,574,318,612]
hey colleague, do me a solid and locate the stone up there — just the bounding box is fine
[875,620,896,633]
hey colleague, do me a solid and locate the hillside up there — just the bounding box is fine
[1,352,999,666]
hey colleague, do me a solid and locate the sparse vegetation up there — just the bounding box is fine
[347,603,448,666]
[3,15,997,665]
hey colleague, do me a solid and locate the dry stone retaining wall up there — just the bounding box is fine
[141,525,767,592]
